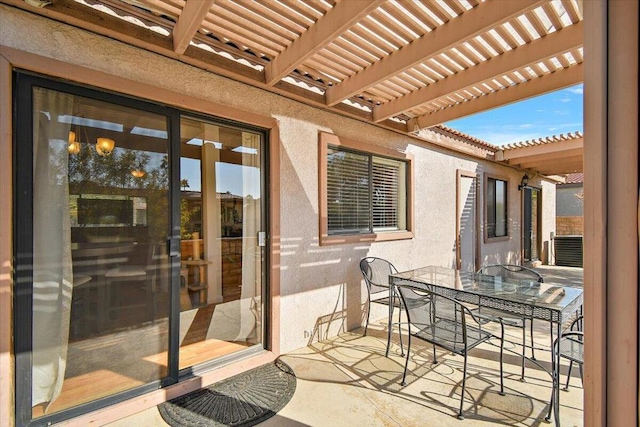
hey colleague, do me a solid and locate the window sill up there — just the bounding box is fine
[484,235,510,243]
[320,230,414,246]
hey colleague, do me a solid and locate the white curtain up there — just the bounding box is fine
[31,88,73,410]
[237,132,261,342]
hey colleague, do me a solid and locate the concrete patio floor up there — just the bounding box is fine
[110,266,584,427]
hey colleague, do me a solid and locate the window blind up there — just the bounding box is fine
[327,145,406,235]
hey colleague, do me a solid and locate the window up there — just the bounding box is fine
[319,132,412,245]
[486,177,508,239]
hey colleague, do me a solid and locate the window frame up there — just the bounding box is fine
[319,132,413,246]
[484,174,510,242]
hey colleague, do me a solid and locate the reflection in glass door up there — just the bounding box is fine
[523,187,541,262]
[179,117,264,369]
[15,77,174,420]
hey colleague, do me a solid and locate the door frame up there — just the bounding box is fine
[1,48,281,427]
[455,170,479,271]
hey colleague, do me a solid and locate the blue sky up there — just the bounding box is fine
[444,84,583,146]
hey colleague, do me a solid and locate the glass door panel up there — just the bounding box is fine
[28,87,172,416]
[179,117,263,370]
[523,187,541,262]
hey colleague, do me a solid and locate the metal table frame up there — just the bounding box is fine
[387,266,584,426]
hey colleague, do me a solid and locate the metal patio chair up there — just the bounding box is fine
[475,264,543,380]
[359,257,403,356]
[546,315,584,421]
[396,283,505,419]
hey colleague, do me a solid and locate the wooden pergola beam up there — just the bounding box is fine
[500,137,583,159]
[264,0,384,85]
[517,154,583,171]
[378,21,583,122]
[325,0,546,107]
[407,64,583,130]
[173,0,216,55]
[507,147,583,166]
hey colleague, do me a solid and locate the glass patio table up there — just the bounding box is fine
[388,266,583,426]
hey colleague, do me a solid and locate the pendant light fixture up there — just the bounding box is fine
[95,137,115,156]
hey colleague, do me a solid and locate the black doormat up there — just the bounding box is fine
[158,360,296,427]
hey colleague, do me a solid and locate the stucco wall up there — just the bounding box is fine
[0,6,556,353]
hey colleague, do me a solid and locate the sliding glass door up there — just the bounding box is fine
[14,74,177,424]
[13,73,267,426]
[178,117,264,370]
[523,187,541,262]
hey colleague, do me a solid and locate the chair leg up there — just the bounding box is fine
[520,321,527,381]
[530,317,536,360]
[579,363,584,386]
[401,333,412,386]
[364,297,371,336]
[395,291,404,357]
[499,322,505,395]
[432,344,438,364]
[545,336,557,423]
[546,385,554,421]
[458,353,468,419]
[564,360,573,391]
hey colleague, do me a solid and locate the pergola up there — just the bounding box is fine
[5,0,584,173]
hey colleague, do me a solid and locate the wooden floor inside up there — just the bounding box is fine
[33,299,253,418]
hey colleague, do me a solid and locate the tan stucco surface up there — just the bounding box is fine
[1,5,556,355]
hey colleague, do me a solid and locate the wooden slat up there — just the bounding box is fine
[135,0,181,19]
[208,4,292,49]
[422,0,454,24]
[399,1,439,30]
[324,43,370,69]
[257,0,311,28]
[561,0,582,24]
[556,53,572,68]
[348,24,394,56]
[213,2,296,42]
[235,0,306,35]
[200,19,281,56]
[572,48,584,63]
[466,38,492,60]
[443,0,467,16]
[543,58,558,72]
[280,0,324,21]
[524,10,549,38]
[509,17,534,43]
[382,2,427,37]
[436,53,465,73]
[456,44,482,64]
[374,21,583,122]
[362,15,408,48]
[407,63,583,129]
[266,1,385,84]
[371,8,417,41]
[332,36,378,65]
[424,59,451,78]
[326,0,545,106]
[495,25,520,49]
[481,31,508,55]
[313,50,358,76]
[543,2,565,31]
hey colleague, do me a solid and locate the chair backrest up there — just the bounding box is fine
[359,257,398,295]
[396,283,473,346]
[477,264,544,283]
